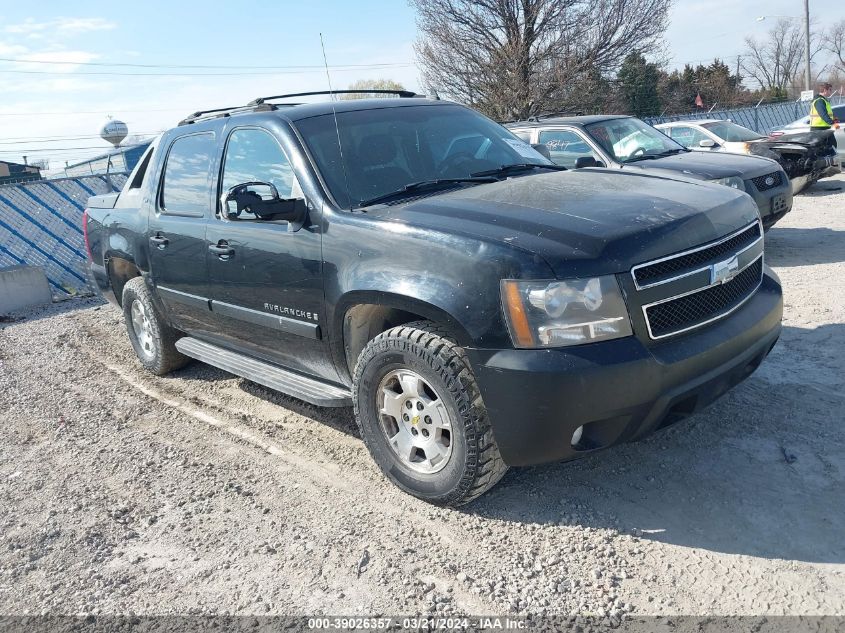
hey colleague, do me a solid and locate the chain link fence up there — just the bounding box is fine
[645,96,845,134]
[0,174,128,297]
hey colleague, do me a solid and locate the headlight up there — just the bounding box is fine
[501,276,633,348]
[711,176,745,191]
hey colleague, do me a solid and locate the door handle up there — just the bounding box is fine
[209,241,234,259]
[149,233,169,249]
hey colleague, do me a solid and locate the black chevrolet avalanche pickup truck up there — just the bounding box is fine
[84,91,783,505]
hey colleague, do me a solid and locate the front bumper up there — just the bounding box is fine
[467,270,782,467]
[743,180,792,230]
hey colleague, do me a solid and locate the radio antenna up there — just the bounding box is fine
[319,33,354,210]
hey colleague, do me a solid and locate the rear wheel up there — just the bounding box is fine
[122,277,188,375]
[353,321,507,506]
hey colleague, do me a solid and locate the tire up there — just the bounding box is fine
[122,277,189,376]
[353,321,507,506]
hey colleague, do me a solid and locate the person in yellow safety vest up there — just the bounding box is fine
[810,82,838,131]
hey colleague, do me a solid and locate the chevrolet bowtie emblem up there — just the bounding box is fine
[711,255,740,285]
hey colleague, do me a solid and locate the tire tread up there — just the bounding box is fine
[353,320,507,506]
[122,277,188,376]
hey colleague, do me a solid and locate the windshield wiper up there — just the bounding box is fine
[622,154,661,163]
[656,148,690,156]
[471,163,567,178]
[358,177,497,208]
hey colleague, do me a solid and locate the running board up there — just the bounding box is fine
[175,337,352,407]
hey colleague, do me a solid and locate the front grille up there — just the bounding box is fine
[750,171,784,192]
[644,258,763,339]
[633,223,761,287]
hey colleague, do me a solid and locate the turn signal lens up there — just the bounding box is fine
[502,280,535,347]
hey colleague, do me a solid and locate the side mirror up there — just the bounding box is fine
[531,143,552,160]
[699,139,718,148]
[575,156,601,169]
[221,182,307,232]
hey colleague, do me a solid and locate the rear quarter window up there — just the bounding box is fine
[127,145,155,190]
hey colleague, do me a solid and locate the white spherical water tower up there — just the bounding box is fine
[99,117,128,148]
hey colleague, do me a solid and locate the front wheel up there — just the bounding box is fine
[353,321,507,506]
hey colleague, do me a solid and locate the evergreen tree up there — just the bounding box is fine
[617,52,661,117]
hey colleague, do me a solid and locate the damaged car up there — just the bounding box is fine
[656,119,839,193]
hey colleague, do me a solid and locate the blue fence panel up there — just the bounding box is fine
[645,96,845,134]
[0,173,128,297]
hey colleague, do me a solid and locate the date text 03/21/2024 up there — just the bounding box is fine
[307,617,527,630]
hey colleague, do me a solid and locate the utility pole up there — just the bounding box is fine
[803,0,811,91]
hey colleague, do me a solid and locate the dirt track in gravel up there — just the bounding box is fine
[1,175,843,618]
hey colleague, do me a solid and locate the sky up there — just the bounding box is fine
[0,0,841,173]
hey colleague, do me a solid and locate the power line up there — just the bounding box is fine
[0,146,130,153]
[0,108,185,116]
[0,134,157,146]
[668,54,744,67]
[0,108,182,116]
[0,64,413,77]
[0,57,413,70]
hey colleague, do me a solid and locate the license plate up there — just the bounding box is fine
[771,194,787,213]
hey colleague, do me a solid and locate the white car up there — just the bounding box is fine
[655,119,769,155]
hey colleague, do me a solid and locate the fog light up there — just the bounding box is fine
[571,425,584,447]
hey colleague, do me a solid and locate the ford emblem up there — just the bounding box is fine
[764,176,775,186]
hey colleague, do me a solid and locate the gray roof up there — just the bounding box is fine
[506,114,632,128]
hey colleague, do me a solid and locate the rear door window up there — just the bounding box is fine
[538,130,599,167]
[160,133,216,216]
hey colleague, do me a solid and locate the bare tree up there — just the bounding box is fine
[340,79,407,99]
[742,19,826,96]
[824,19,845,72]
[410,0,671,121]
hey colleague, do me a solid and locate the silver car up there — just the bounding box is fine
[507,115,793,230]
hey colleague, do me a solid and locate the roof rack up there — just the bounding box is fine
[247,89,423,106]
[180,105,239,123]
[500,110,584,125]
[530,110,584,121]
[177,102,300,126]
[178,90,425,126]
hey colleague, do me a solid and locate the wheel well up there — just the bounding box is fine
[342,304,428,376]
[108,258,141,306]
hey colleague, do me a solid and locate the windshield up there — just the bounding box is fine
[293,104,552,208]
[701,121,764,142]
[585,118,685,163]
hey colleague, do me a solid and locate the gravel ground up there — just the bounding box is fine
[1,175,844,619]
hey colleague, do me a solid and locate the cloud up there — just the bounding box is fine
[4,17,116,36]
[0,42,28,56]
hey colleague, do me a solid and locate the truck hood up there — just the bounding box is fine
[374,169,759,279]
[623,150,779,180]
